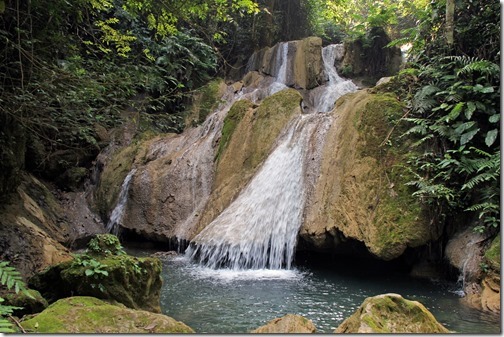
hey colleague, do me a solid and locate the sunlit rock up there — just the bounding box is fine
[335,293,451,333]
[251,314,317,333]
[20,296,194,333]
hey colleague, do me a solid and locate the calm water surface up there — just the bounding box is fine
[158,255,500,334]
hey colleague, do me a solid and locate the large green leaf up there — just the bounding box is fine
[485,129,498,147]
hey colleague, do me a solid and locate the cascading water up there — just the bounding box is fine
[187,115,325,270]
[311,44,358,113]
[106,168,137,236]
[186,41,358,270]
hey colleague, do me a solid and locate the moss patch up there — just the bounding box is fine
[353,92,428,259]
[484,234,500,272]
[29,237,163,313]
[215,99,253,162]
[20,296,194,333]
[185,78,226,127]
[335,294,450,333]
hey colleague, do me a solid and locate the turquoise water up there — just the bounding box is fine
[158,255,500,334]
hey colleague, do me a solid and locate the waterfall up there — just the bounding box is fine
[187,116,323,270]
[106,169,136,236]
[184,41,357,270]
[311,44,357,113]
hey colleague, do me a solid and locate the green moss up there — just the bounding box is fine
[484,234,500,272]
[245,89,302,168]
[20,296,194,333]
[87,234,125,257]
[353,92,428,259]
[215,99,253,162]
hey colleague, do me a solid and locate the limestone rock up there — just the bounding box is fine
[300,90,433,260]
[29,237,163,313]
[335,293,451,333]
[3,288,48,316]
[251,314,317,333]
[246,37,324,90]
[20,296,194,333]
[194,89,302,235]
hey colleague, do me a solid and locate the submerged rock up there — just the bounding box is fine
[335,293,450,333]
[20,296,194,333]
[251,314,317,333]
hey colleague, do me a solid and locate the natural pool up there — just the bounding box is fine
[158,254,500,334]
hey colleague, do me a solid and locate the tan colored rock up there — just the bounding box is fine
[481,272,500,313]
[301,90,433,260]
[195,89,303,236]
[292,36,323,89]
[251,314,317,333]
[20,296,194,333]
[335,293,451,333]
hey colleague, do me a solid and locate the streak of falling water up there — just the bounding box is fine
[106,168,137,236]
[186,115,321,270]
[312,44,357,113]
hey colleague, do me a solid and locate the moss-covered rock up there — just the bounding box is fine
[3,289,48,316]
[185,78,226,128]
[20,296,194,333]
[335,293,451,333]
[484,234,500,272]
[193,89,302,236]
[301,90,432,260]
[29,236,162,313]
[251,314,317,333]
[86,234,126,257]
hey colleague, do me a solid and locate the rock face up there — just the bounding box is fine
[251,314,317,333]
[335,293,450,333]
[20,296,194,333]
[0,173,81,279]
[446,229,501,314]
[300,90,434,260]
[29,235,163,313]
[246,37,324,90]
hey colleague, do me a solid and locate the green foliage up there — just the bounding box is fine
[398,1,500,234]
[87,234,126,257]
[0,261,32,332]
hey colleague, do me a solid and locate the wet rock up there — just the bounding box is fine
[335,293,451,333]
[20,296,194,333]
[251,314,317,333]
[301,90,433,260]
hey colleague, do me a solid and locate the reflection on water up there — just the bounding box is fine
[158,255,500,334]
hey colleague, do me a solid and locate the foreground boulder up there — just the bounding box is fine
[335,293,450,333]
[29,234,162,313]
[2,288,48,316]
[251,314,317,333]
[20,296,194,333]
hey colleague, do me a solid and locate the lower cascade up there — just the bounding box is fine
[186,115,323,270]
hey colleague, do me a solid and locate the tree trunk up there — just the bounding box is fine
[445,0,455,45]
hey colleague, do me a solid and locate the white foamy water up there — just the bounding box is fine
[106,168,137,235]
[187,116,321,270]
[312,44,358,113]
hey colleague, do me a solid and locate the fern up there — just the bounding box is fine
[0,261,31,333]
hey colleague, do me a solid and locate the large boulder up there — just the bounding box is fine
[251,314,317,333]
[300,90,435,260]
[29,235,163,313]
[2,288,48,316]
[20,296,194,333]
[335,293,450,333]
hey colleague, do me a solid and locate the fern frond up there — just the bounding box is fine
[457,60,500,78]
[0,261,26,294]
